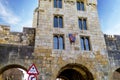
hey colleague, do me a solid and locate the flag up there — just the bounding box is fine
[69,34,76,43]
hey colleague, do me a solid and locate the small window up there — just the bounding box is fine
[59,36,64,49]
[78,19,82,30]
[54,0,62,8]
[53,35,64,50]
[77,2,80,10]
[81,2,84,11]
[77,1,85,11]
[80,37,90,51]
[54,16,58,28]
[83,19,87,30]
[78,18,87,30]
[80,37,85,50]
[54,16,63,28]
[54,36,58,49]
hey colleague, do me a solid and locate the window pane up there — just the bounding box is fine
[85,38,90,50]
[79,19,82,30]
[80,37,85,50]
[83,19,87,30]
[54,16,58,28]
[59,17,63,28]
[54,36,58,49]
[81,2,84,11]
[59,0,62,8]
[59,36,64,50]
[54,0,57,8]
[77,2,80,10]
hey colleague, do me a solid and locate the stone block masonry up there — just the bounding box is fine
[0,0,118,80]
[33,0,109,80]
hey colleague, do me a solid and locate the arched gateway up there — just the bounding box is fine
[113,68,120,80]
[0,64,27,74]
[56,63,94,80]
[0,64,27,80]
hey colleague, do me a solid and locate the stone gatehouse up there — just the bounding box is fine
[0,0,119,80]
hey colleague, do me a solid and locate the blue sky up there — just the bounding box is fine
[0,0,120,35]
[0,0,38,31]
[98,0,120,35]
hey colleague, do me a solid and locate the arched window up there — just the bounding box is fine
[81,2,84,11]
[83,19,87,30]
[54,16,63,28]
[54,0,57,8]
[80,37,90,51]
[80,37,85,50]
[78,18,87,30]
[54,36,58,49]
[77,1,80,10]
[59,17,63,28]
[77,1,85,11]
[54,0,62,8]
[59,36,64,49]
[85,38,90,50]
[53,35,64,50]
[79,19,82,30]
[54,16,58,28]
[59,0,62,8]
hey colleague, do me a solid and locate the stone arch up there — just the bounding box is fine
[0,64,27,74]
[56,63,94,80]
[113,67,120,80]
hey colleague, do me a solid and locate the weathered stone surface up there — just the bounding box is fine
[104,34,120,80]
[0,0,114,80]
[0,25,35,46]
[33,0,108,80]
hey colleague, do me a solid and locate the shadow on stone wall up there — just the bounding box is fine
[0,44,34,64]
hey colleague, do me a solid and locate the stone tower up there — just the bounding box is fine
[33,0,109,80]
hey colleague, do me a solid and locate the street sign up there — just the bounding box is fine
[27,64,39,75]
[28,75,37,80]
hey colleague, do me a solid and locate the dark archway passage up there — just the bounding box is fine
[113,68,120,80]
[0,64,28,80]
[56,63,94,80]
[58,69,85,80]
[0,64,27,74]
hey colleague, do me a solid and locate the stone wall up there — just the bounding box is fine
[0,25,35,64]
[104,34,120,80]
[0,25,35,46]
[104,34,120,62]
[113,71,120,80]
[33,0,109,80]
[0,0,114,80]
[2,68,24,80]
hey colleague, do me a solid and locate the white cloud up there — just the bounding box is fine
[104,24,120,35]
[0,0,20,25]
[10,19,32,32]
[21,20,32,27]
[0,0,33,32]
[103,1,120,35]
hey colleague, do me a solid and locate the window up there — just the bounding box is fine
[78,18,87,30]
[54,0,62,8]
[54,16,63,28]
[80,37,90,51]
[53,35,64,50]
[77,1,85,11]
